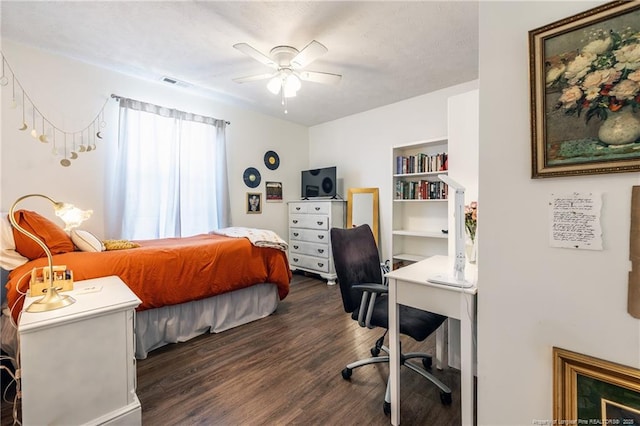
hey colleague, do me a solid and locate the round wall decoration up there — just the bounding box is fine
[243,167,261,188]
[264,150,280,170]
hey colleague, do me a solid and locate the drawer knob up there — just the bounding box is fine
[293,232,299,237]
[293,220,298,224]
[317,221,324,225]
[295,207,301,210]
[293,258,299,262]
[293,245,299,249]
[314,207,320,211]
[317,249,324,254]
[317,263,324,267]
[318,235,324,240]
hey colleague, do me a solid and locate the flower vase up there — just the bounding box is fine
[465,239,476,264]
[598,106,640,146]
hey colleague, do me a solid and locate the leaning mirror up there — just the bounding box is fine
[347,187,380,246]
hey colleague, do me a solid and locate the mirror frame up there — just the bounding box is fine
[347,187,380,246]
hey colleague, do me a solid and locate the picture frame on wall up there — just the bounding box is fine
[265,181,283,202]
[529,1,640,178]
[553,347,640,424]
[246,192,262,214]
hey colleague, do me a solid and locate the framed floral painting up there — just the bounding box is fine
[553,347,640,424]
[529,1,640,178]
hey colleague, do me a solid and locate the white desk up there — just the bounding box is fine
[386,255,477,425]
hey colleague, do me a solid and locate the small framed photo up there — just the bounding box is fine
[266,181,283,202]
[529,1,640,178]
[553,347,640,423]
[246,192,262,214]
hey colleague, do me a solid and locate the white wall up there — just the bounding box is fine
[479,2,640,425]
[309,80,479,263]
[0,40,308,240]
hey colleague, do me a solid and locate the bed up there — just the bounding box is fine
[1,212,291,359]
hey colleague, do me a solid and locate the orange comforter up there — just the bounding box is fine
[6,234,291,320]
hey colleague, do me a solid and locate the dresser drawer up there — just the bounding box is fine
[289,240,329,258]
[290,229,329,243]
[289,214,328,230]
[289,253,330,273]
[289,202,331,215]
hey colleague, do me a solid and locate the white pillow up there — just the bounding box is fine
[0,212,29,270]
[71,229,105,252]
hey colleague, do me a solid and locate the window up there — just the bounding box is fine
[108,97,230,240]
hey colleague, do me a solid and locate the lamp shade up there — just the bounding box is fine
[55,203,93,231]
[283,74,301,98]
[267,76,282,95]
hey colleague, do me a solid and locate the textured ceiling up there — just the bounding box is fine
[0,1,479,127]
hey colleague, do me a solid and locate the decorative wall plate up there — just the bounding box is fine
[264,150,280,170]
[243,167,261,188]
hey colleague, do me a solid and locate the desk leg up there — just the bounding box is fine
[435,321,445,370]
[460,293,475,426]
[389,278,400,425]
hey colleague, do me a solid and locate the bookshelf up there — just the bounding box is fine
[392,137,449,268]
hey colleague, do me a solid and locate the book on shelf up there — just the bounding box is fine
[395,152,448,175]
[395,180,448,200]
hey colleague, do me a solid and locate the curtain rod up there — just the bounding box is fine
[110,94,231,125]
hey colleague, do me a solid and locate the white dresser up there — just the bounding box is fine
[19,275,142,426]
[288,199,345,285]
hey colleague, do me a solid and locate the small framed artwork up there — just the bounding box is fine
[266,181,283,202]
[553,347,640,424]
[529,1,640,178]
[246,192,262,214]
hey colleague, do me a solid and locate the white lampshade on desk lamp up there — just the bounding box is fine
[9,194,92,312]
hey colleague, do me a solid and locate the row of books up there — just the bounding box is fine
[396,152,448,175]
[395,180,448,200]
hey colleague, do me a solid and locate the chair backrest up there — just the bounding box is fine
[330,224,383,314]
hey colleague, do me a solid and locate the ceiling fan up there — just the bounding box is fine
[232,40,342,111]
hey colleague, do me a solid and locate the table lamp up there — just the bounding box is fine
[426,175,474,288]
[8,194,92,312]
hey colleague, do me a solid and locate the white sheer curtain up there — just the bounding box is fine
[108,97,230,240]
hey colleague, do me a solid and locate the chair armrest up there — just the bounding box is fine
[354,283,387,328]
[353,283,388,294]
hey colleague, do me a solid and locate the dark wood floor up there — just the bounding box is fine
[2,272,463,425]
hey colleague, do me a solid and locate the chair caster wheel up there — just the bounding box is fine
[371,347,380,357]
[383,401,391,415]
[341,368,352,380]
[440,391,452,405]
[422,357,432,370]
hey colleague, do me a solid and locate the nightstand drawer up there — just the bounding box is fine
[289,240,329,258]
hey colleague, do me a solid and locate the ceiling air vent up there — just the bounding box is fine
[161,76,191,88]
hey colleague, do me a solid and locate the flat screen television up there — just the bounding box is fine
[301,166,337,199]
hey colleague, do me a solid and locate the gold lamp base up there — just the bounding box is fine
[26,287,76,313]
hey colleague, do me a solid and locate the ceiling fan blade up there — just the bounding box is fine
[298,71,342,85]
[233,73,276,83]
[233,43,276,68]
[291,40,328,69]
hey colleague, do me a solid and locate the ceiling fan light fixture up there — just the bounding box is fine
[283,74,301,98]
[267,76,282,95]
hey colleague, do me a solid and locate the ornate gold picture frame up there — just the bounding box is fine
[553,347,640,424]
[529,1,640,178]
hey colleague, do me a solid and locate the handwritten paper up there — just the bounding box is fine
[549,192,602,250]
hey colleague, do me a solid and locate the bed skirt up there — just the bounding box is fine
[134,282,279,359]
[1,283,280,362]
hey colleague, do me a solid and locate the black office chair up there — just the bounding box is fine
[330,224,452,414]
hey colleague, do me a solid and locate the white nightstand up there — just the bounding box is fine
[19,275,142,425]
